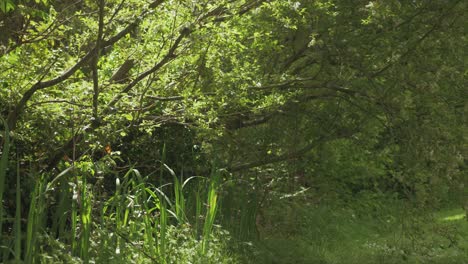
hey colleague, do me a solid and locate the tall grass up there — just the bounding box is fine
[202,170,219,254]
[218,178,260,241]
[159,198,168,262]
[80,173,92,263]
[71,182,78,256]
[25,175,46,263]
[14,158,21,263]
[47,165,74,240]
[0,118,10,239]
[164,164,186,223]
[1,152,237,263]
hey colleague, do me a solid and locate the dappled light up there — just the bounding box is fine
[441,214,465,222]
[0,0,466,263]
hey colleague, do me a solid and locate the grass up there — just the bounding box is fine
[13,158,21,263]
[251,194,468,264]
[9,171,464,264]
[25,175,46,263]
[202,170,219,254]
[0,118,10,244]
[2,124,464,263]
[0,152,240,263]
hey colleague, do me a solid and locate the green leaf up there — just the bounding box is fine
[0,0,15,13]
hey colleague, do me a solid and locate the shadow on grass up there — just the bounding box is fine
[252,200,468,264]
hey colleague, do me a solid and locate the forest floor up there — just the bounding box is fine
[250,200,468,264]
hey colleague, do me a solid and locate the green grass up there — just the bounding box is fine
[13,159,21,263]
[252,196,468,264]
[25,175,46,264]
[0,157,240,263]
[0,118,10,244]
[6,138,464,264]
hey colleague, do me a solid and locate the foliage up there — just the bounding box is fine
[0,0,466,262]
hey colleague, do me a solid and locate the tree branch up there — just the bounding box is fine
[6,0,167,130]
[225,93,338,130]
[106,28,191,109]
[92,0,105,123]
[370,0,462,78]
[27,100,91,108]
[228,137,325,172]
[43,1,258,172]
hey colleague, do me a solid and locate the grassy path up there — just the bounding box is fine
[252,203,468,264]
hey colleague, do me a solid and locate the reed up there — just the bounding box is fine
[71,182,78,255]
[0,118,10,238]
[80,174,92,263]
[13,158,21,262]
[202,170,220,255]
[3,155,235,263]
[25,175,46,263]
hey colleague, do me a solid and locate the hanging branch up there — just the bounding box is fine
[370,0,462,78]
[106,27,192,110]
[227,102,358,172]
[105,1,266,110]
[44,1,262,172]
[6,0,167,131]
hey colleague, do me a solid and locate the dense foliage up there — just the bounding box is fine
[0,0,466,263]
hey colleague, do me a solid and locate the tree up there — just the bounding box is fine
[0,0,466,261]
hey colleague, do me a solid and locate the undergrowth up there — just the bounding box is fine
[251,192,468,264]
[0,156,241,263]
